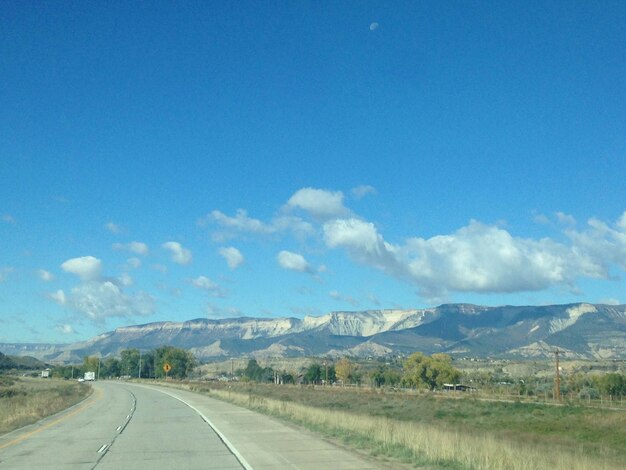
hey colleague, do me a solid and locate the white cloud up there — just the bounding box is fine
[113,241,149,255]
[66,281,154,321]
[323,217,615,300]
[599,298,621,306]
[191,276,226,297]
[49,289,66,305]
[286,188,348,219]
[105,222,121,234]
[277,250,311,273]
[556,212,576,225]
[162,241,192,265]
[351,185,377,199]
[118,273,133,287]
[61,256,102,281]
[126,257,142,269]
[56,324,76,334]
[329,290,359,307]
[207,209,275,234]
[2,214,16,224]
[38,269,55,282]
[218,247,244,270]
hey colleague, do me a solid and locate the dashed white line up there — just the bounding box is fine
[116,425,122,432]
[97,444,108,453]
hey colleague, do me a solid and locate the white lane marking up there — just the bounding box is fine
[152,388,253,470]
[97,444,108,453]
[116,425,122,432]
[126,414,130,420]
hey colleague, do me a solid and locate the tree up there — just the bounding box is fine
[120,349,140,377]
[154,346,197,379]
[335,358,354,384]
[101,357,120,378]
[598,373,626,397]
[304,363,322,384]
[402,352,461,390]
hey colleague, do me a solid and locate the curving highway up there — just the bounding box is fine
[0,382,380,469]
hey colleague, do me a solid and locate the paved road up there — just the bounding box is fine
[0,381,380,469]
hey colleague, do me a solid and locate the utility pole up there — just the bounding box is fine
[97,357,101,381]
[554,349,562,401]
[138,350,142,379]
[324,360,328,386]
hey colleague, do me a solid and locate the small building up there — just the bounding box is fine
[442,383,475,392]
[41,368,50,378]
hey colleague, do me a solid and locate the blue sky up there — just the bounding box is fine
[1,2,625,343]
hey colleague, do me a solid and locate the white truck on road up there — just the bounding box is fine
[84,371,96,381]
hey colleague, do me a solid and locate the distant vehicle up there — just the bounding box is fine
[84,371,96,381]
[41,369,50,378]
[78,378,85,383]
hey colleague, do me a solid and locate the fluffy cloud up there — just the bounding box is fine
[191,276,226,297]
[61,256,102,281]
[49,289,67,305]
[126,257,142,269]
[50,280,153,321]
[206,209,314,241]
[113,241,149,256]
[218,247,244,270]
[351,185,377,199]
[66,281,154,321]
[38,269,55,282]
[56,324,76,334]
[323,217,613,299]
[105,222,121,234]
[207,209,275,234]
[329,290,359,307]
[286,188,347,219]
[277,250,312,273]
[162,241,192,265]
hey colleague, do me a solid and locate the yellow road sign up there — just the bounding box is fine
[163,363,172,373]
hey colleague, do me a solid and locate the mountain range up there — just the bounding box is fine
[2,303,626,363]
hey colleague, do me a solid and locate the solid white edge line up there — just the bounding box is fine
[97,444,108,453]
[154,389,253,470]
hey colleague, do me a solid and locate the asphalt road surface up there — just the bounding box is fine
[0,381,380,469]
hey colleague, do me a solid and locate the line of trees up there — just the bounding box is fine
[51,346,197,380]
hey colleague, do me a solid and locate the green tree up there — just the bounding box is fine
[599,373,626,397]
[120,349,140,377]
[101,357,120,378]
[154,346,197,379]
[304,363,322,384]
[402,352,461,390]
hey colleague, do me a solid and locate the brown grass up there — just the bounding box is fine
[0,376,91,435]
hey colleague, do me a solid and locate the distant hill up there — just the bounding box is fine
[0,351,46,370]
[2,303,626,363]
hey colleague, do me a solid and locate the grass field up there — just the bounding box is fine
[181,381,626,469]
[0,376,91,435]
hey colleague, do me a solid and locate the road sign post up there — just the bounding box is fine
[163,362,172,380]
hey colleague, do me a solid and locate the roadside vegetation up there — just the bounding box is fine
[183,352,626,469]
[51,346,197,380]
[0,375,91,435]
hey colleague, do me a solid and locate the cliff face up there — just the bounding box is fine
[3,303,626,363]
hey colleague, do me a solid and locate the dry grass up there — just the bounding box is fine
[0,376,91,434]
[193,385,620,470]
